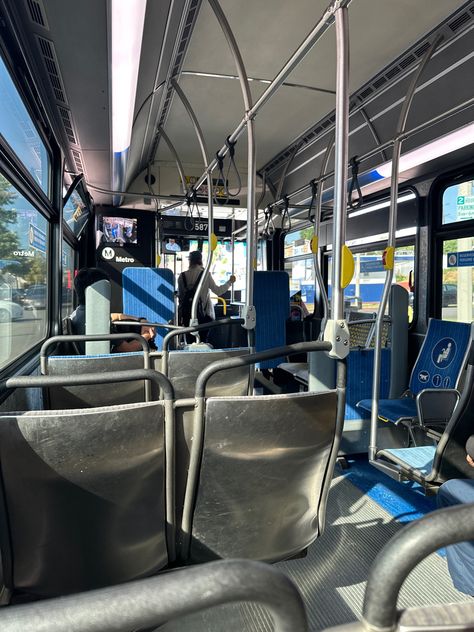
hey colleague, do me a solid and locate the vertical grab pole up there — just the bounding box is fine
[308,139,334,392]
[170,78,215,338]
[231,218,235,304]
[208,0,256,340]
[323,5,351,360]
[369,36,442,461]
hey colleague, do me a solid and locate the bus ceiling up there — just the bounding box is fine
[2,0,473,207]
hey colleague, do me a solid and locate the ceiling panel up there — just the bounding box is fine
[155,74,335,170]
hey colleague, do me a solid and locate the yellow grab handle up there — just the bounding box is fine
[382,246,394,271]
[156,254,162,266]
[341,244,355,289]
[210,233,218,252]
[310,235,319,254]
[217,296,227,315]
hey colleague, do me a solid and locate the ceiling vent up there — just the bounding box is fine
[71,149,84,173]
[449,11,470,32]
[36,36,67,104]
[150,0,202,160]
[57,106,77,145]
[26,0,49,28]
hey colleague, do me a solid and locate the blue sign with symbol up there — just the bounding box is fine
[28,223,47,253]
[432,374,442,387]
[418,370,430,383]
[432,338,456,369]
[447,250,474,268]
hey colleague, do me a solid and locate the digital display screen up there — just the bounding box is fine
[162,237,190,254]
[102,216,137,245]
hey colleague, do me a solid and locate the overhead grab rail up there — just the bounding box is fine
[268,92,474,212]
[369,34,443,462]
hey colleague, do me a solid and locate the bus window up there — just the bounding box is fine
[284,227,315,314]
[284,258,315,314]
[442,238,474,323]
[442,179,474,225]
[327,246,415,322]
[0,174,48,371]
[0,56,50,196]
[61,241,75,320]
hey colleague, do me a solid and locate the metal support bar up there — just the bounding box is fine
[369,35,441,461]
[269,95,474,209]
[358,99,388,162]
[170,77,214,334]
[329,5,349,325]
[191,0,352,194]
[207,0,257,330]
[157,125,188,195]
[0,560,308,632]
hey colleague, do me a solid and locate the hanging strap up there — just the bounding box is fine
[224,136,242,197]
[281,196,291,235]
[348,156,363,210]
[308,179,318,223]
[263,205,275,241]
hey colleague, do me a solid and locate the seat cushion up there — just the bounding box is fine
[382,445,436,476]
[357,397,417,424]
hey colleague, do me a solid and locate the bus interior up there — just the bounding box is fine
[0,0,473,630]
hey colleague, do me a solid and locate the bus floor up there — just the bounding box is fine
[159,457,469,632]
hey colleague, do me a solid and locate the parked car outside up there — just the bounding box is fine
[0,299,23,323]
[442,283,457,307]
[24,284,47,309]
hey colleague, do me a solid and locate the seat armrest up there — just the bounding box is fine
[415,388,460,429]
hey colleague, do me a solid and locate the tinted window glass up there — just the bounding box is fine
[442,238,474,323]
[61,241,75,320]
[0,174,48,370]
[0,56,50,195]
[443,179,474,225]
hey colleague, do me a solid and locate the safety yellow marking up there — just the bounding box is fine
[341,244,354,289]
[253,258,257,270]
[156,254,162,266]
[383,246,394,271]
[210,233,218,251]
[310,235,319,254]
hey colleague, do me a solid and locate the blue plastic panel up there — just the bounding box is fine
[254,271,289,369]
[122,267,175,350]
[409,319,471,394]
[346,349,390,420]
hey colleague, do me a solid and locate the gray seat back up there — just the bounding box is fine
[46,353,148,408]
[0,400,168,598]
[190,389,338,563]
[159,348,251,399]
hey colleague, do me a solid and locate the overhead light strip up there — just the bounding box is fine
[111,0,147,154]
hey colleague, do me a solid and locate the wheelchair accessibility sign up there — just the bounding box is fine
[431,338,456,369]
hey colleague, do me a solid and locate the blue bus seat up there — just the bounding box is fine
[254,271,289,368]
[122,267,175,350]
[358,319,472,425]
[373,339,474,491]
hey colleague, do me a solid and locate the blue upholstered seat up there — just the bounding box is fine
[357,319,471,424]
[381,445,436,476]
[357,396,417,424]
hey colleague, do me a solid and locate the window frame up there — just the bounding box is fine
[0,31,63,385]
[431,167,474,319]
